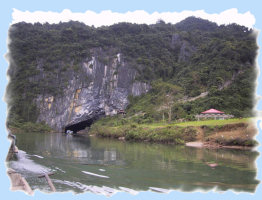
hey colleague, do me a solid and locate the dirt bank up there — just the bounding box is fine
[187,122,258,149]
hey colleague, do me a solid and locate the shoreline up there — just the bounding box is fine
[185,141,254,150]
[88,119,258,149]
[9,118,258,150]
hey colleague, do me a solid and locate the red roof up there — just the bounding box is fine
[201,109,224,114]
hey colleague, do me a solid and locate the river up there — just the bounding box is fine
[7,132,259,195]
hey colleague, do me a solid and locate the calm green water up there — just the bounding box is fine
[7,132,259,195]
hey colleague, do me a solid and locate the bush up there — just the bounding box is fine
[10,121,52,133]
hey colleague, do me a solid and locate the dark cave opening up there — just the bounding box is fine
[64,118,94,134]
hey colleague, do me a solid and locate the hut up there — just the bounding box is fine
[195,108,234,120]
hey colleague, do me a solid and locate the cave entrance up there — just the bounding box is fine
[64,118,94,134]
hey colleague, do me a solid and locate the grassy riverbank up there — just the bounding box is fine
[8,121,52,134]
[89,117,258,147]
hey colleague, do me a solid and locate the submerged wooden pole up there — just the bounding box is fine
[7,168,34,195]
[38,172,56,192]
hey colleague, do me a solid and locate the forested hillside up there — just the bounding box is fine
[6,17,257,129]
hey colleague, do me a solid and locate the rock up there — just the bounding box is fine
[185,141,203,148]
[206,162,218,168]
[171,33,196,62]
[178,41,196,62]
[34,50,150,132]
[118,137,125,141]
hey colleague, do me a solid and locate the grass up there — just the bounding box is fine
[89,121,198,144]
[89,117,257,147]
[173,118,252,127]
[129,118,252,130]
[9,121,53,134]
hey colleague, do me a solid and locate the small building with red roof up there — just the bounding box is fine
[195,108,234,120]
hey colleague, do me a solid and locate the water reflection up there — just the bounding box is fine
[8,132,259,194]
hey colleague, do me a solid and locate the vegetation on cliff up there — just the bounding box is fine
[6,17,257,129]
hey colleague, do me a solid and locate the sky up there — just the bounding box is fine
[12,8,256,28]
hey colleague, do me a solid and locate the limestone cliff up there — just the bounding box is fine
[34,50,149,131]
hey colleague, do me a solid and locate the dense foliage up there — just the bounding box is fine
[6,17,257,127]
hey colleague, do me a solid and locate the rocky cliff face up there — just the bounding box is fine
[171,33,196,62]
[35,50,150,132]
